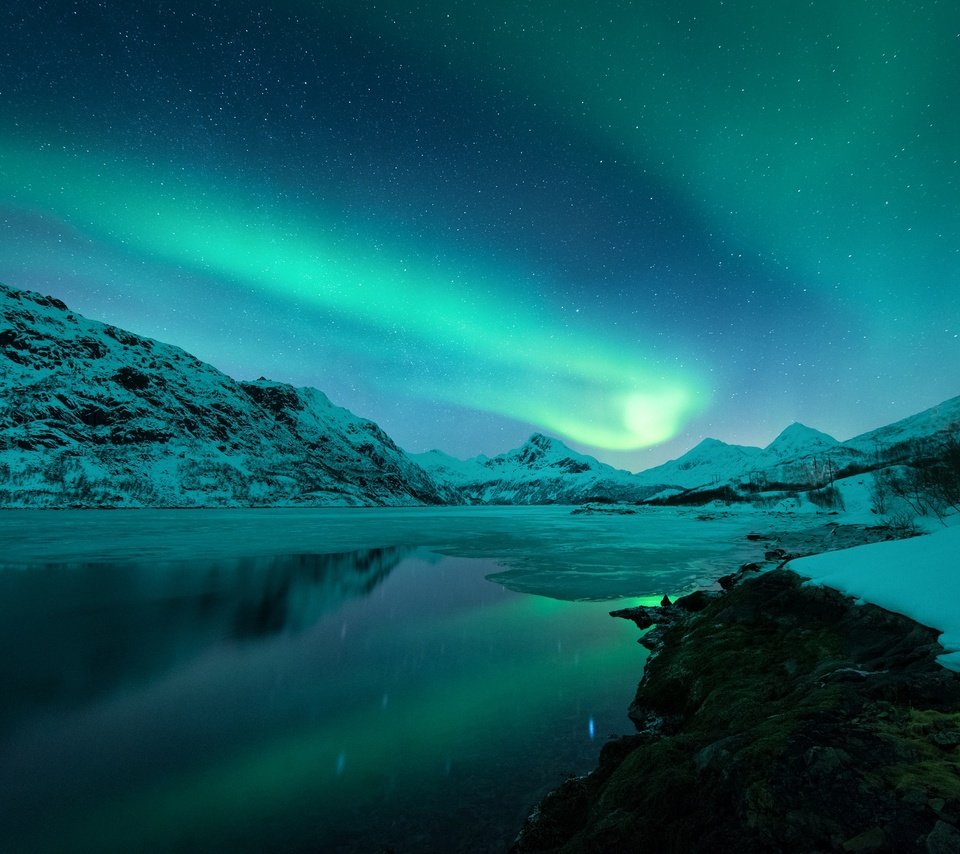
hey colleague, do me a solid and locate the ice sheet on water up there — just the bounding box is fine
[0,505,765,600]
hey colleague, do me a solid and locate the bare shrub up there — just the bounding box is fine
[884,508,922,538]
[807,486,845,511]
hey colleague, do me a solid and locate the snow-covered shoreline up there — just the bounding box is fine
[792,523,960,671]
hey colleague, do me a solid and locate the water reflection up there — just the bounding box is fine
[228,548,410,638]
[0,542,646,853]
[0,547,410,731]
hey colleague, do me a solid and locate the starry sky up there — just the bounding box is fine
[1,0,958,470]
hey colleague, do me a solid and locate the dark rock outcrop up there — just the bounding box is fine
[514,569,960,853]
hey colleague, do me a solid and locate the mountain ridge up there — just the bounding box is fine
[0,282,453,507]
[423,395,960,500]
[623,398,958,493]
[411,433,668,505]
[2,281,958,507]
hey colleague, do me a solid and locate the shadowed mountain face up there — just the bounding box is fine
[0,283,453,507]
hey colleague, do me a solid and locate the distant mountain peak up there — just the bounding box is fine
[774,420,836,439]
[765,422,839,455]
[514,432,567,465]
[690,437,729,451]
[413,430,663,504]
[526,432,559,449]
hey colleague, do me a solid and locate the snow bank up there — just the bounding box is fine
[791,526,960,671]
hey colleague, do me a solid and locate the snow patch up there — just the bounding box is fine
[793,525,960,671]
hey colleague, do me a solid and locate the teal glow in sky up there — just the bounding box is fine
[1,0,958,466]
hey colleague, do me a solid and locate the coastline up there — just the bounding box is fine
[512,524,960,853]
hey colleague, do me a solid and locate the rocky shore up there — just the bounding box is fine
[512,527,960,853]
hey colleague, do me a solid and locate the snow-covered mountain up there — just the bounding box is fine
[632,422,859,492]
[844,396,960,457]
[420,398,959,506]
[412,433,667,504]
[632,437,763,491]
[3,282,957,508]
[765,422,840,459]
[632,400,959,498]
[0,283,452,507]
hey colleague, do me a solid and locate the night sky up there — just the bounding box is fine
[2,1,958,469]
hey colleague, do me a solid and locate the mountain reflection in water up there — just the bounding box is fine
[0,547,410,731]
[0,515,653,854]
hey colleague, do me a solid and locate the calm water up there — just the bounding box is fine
[0,507,758,852]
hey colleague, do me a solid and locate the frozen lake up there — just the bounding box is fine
[0,507,761,852]
[0,505,761,599]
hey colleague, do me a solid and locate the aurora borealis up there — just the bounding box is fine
[2,1,958,467]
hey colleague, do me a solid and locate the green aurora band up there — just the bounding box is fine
[327,0,960,332]
[4,0,957,456]
[0,137,706,450]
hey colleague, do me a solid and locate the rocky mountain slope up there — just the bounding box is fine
[0,283,452,507]
[412,433,668,505]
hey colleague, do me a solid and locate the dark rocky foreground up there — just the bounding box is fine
[512,568,960,853]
